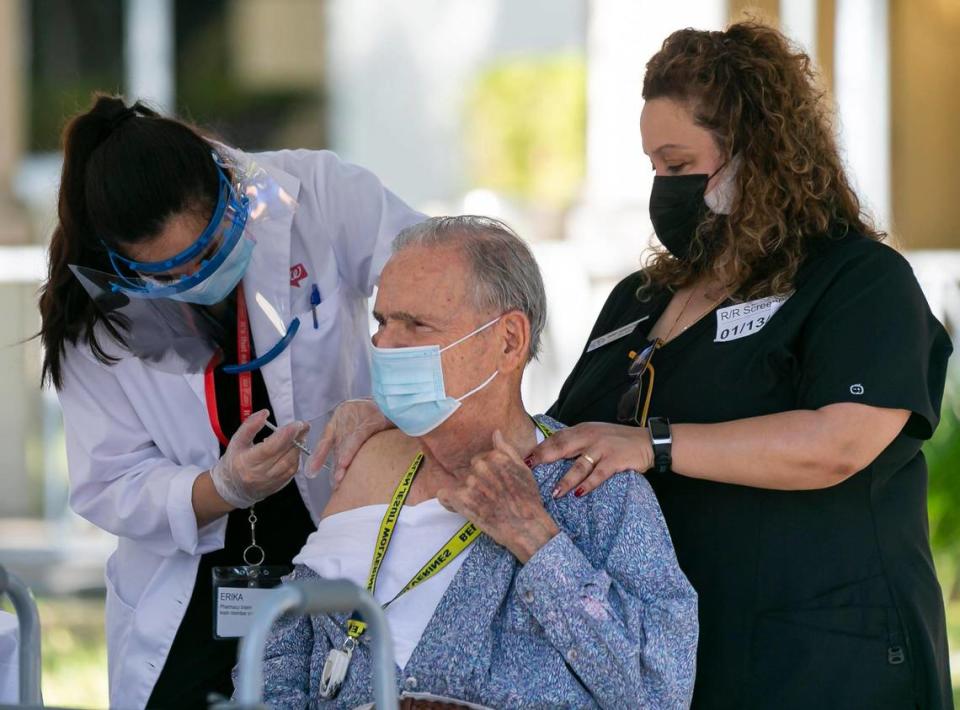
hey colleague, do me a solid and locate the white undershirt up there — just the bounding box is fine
[293,427,546,669]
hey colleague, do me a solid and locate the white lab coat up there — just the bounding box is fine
[57,147,423,710]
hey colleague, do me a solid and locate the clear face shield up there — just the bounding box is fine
[71,148,301,374]
[104,163,251,301]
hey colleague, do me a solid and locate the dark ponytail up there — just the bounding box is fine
[39,94,222,388]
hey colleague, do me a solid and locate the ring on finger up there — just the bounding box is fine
[581,453,598,467]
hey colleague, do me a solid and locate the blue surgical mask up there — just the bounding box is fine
[165,235,255,306]
[370,316,501,436]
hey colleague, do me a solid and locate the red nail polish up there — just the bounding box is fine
[574,487,585,498]
[523,456,534,469]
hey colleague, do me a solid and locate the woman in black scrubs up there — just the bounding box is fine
[530,22,954,709]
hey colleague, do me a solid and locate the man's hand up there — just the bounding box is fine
[437,430,559,563]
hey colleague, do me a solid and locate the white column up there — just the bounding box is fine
[124,0,175,112]
[834,0,890,231]
[780,0,817,58]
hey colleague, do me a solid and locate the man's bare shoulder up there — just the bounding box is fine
[321,429,420,518]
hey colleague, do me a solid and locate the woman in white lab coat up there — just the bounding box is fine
[37,95,422,709]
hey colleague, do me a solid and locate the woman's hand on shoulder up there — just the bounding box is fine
[320,428,414,518]
[309,398,393,485]
[527,422,654,499]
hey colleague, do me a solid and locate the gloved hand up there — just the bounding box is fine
[210,409,310,509]
[308,398,392,487]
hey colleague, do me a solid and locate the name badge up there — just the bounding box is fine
[587,317,649,353]
[714,293,792,343]
[212,565,290,639]
[215,587,282,638]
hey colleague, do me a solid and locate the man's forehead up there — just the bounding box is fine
[377,244,471,317]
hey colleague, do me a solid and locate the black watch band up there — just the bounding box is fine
[647,417,672,474]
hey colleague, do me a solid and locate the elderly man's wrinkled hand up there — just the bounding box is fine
[437,430,559,563]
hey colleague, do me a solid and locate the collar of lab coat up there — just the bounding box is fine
[185,146,302,428]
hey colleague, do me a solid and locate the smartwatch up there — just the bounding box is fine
[647,417,672,474]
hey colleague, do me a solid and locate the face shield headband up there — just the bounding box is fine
[103,159,250,299]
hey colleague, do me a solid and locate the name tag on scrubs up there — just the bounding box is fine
[587,317,648,352]
[212,565,290,639]
[714,293,792,343]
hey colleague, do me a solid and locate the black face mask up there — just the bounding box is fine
[648,165,725,261]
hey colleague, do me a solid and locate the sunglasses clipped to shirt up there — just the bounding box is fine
[616,338,662,428]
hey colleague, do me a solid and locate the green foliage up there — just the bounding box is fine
[1,595,108,708]
[465,54,586,208]
[927,365,960,599]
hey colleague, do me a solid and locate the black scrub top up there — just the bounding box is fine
[147,295,316,709]
[549,232,953,710]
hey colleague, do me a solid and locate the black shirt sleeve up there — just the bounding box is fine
[796,241,952,439]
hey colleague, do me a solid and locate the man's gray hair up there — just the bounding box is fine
[392,216,547,360]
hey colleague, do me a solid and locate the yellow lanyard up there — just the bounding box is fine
[346,419,554,640]
[345,452,477,639]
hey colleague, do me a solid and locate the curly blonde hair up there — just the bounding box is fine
[640,21,883,300]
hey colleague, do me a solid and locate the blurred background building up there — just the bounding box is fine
[0,0,957,706]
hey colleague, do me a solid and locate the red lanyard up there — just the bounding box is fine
[204,284,254,447]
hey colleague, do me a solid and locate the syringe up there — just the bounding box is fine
[263,419,313,457]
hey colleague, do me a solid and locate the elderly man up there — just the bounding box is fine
[256,216,697,709]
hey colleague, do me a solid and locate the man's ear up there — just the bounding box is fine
[498,310,531,373]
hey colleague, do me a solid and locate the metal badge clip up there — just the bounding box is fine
[319,636,356,699]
